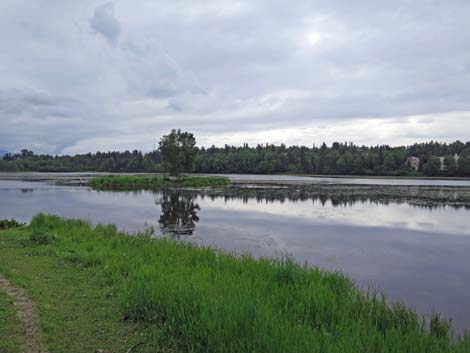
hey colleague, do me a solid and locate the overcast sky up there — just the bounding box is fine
[1,0,469,154]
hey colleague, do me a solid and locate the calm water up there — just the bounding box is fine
[3,171,470,186]
[1,178,470,334]
[223,174,470,186]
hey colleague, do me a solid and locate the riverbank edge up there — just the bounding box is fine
[1,215,469,353]
[0,225,162,353]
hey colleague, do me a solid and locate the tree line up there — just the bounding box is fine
[2,136,470,177]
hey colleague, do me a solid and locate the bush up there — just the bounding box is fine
[29,231,58,245]
[0,219,26,230]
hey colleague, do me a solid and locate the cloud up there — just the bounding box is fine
[0,0,470,154]
[90,2,122,46]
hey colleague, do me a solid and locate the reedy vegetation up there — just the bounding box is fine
[89,175,230,190]
[16,214,470,353]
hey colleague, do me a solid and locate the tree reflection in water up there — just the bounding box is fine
[154,184,470,238]
[157,190,200,238]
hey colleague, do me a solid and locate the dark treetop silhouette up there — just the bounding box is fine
[2,134,470,177]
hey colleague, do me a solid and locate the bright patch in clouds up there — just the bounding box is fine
[199,111,470,148]
[307,31,323,46]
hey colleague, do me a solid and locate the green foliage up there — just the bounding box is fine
[0,219,25,230]
[0,149,159,173]
[457,149,470,176]
[2,140,470,177]
[89,175,230,190]
[423,156,442,176]
[159,129,197,176]
[8,214,470,353]
[28,231,58,245]
[444,156,458,176]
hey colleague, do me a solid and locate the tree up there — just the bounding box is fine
[423,156,441,176]
[443,156,457,176]
[383,151,397,173]
[158,129,197,176]
[3,139,470,176]
[457,149,470,176]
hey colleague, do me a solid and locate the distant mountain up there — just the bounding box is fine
[0,149,11,157]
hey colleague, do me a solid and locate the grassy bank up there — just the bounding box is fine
[0,225,166,353]
[1,214,469,353]
[89,175,230,190]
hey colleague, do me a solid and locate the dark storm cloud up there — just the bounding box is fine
[0,0,469,153]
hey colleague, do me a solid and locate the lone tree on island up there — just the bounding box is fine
[158,129,197,176]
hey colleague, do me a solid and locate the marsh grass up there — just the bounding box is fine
[24,213,470,353]
[89,175,230,190]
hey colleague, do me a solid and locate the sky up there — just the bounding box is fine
[0,0,469,154]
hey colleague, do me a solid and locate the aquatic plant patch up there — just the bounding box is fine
[89,175,230,190]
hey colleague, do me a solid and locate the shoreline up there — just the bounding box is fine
[1,214,469,352]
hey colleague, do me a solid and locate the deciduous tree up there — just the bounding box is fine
[158,129,197,176]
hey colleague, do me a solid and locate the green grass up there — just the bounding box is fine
[89,175,230,190]
[0,227,172,353]
[0,289,23,353]
[1,214,470,353]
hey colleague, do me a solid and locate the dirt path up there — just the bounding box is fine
[0,273,48,353]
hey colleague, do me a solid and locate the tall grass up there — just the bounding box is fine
[28,214,470,353]
[89,175,230,190]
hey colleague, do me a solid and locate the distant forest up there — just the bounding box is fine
[1,140,470,177]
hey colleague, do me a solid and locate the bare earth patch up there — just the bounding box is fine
[0,274,48,353]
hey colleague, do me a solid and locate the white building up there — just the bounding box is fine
[439,154,460,171]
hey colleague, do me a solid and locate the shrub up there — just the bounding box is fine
[0,219,25,230]
[29,231,58,245]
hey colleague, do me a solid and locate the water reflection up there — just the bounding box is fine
[153,186,470,238]
[157,190,200,237]
[158,185,470,210]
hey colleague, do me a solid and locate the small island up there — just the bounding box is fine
[89,175,230,190]
[89,130,230,190]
